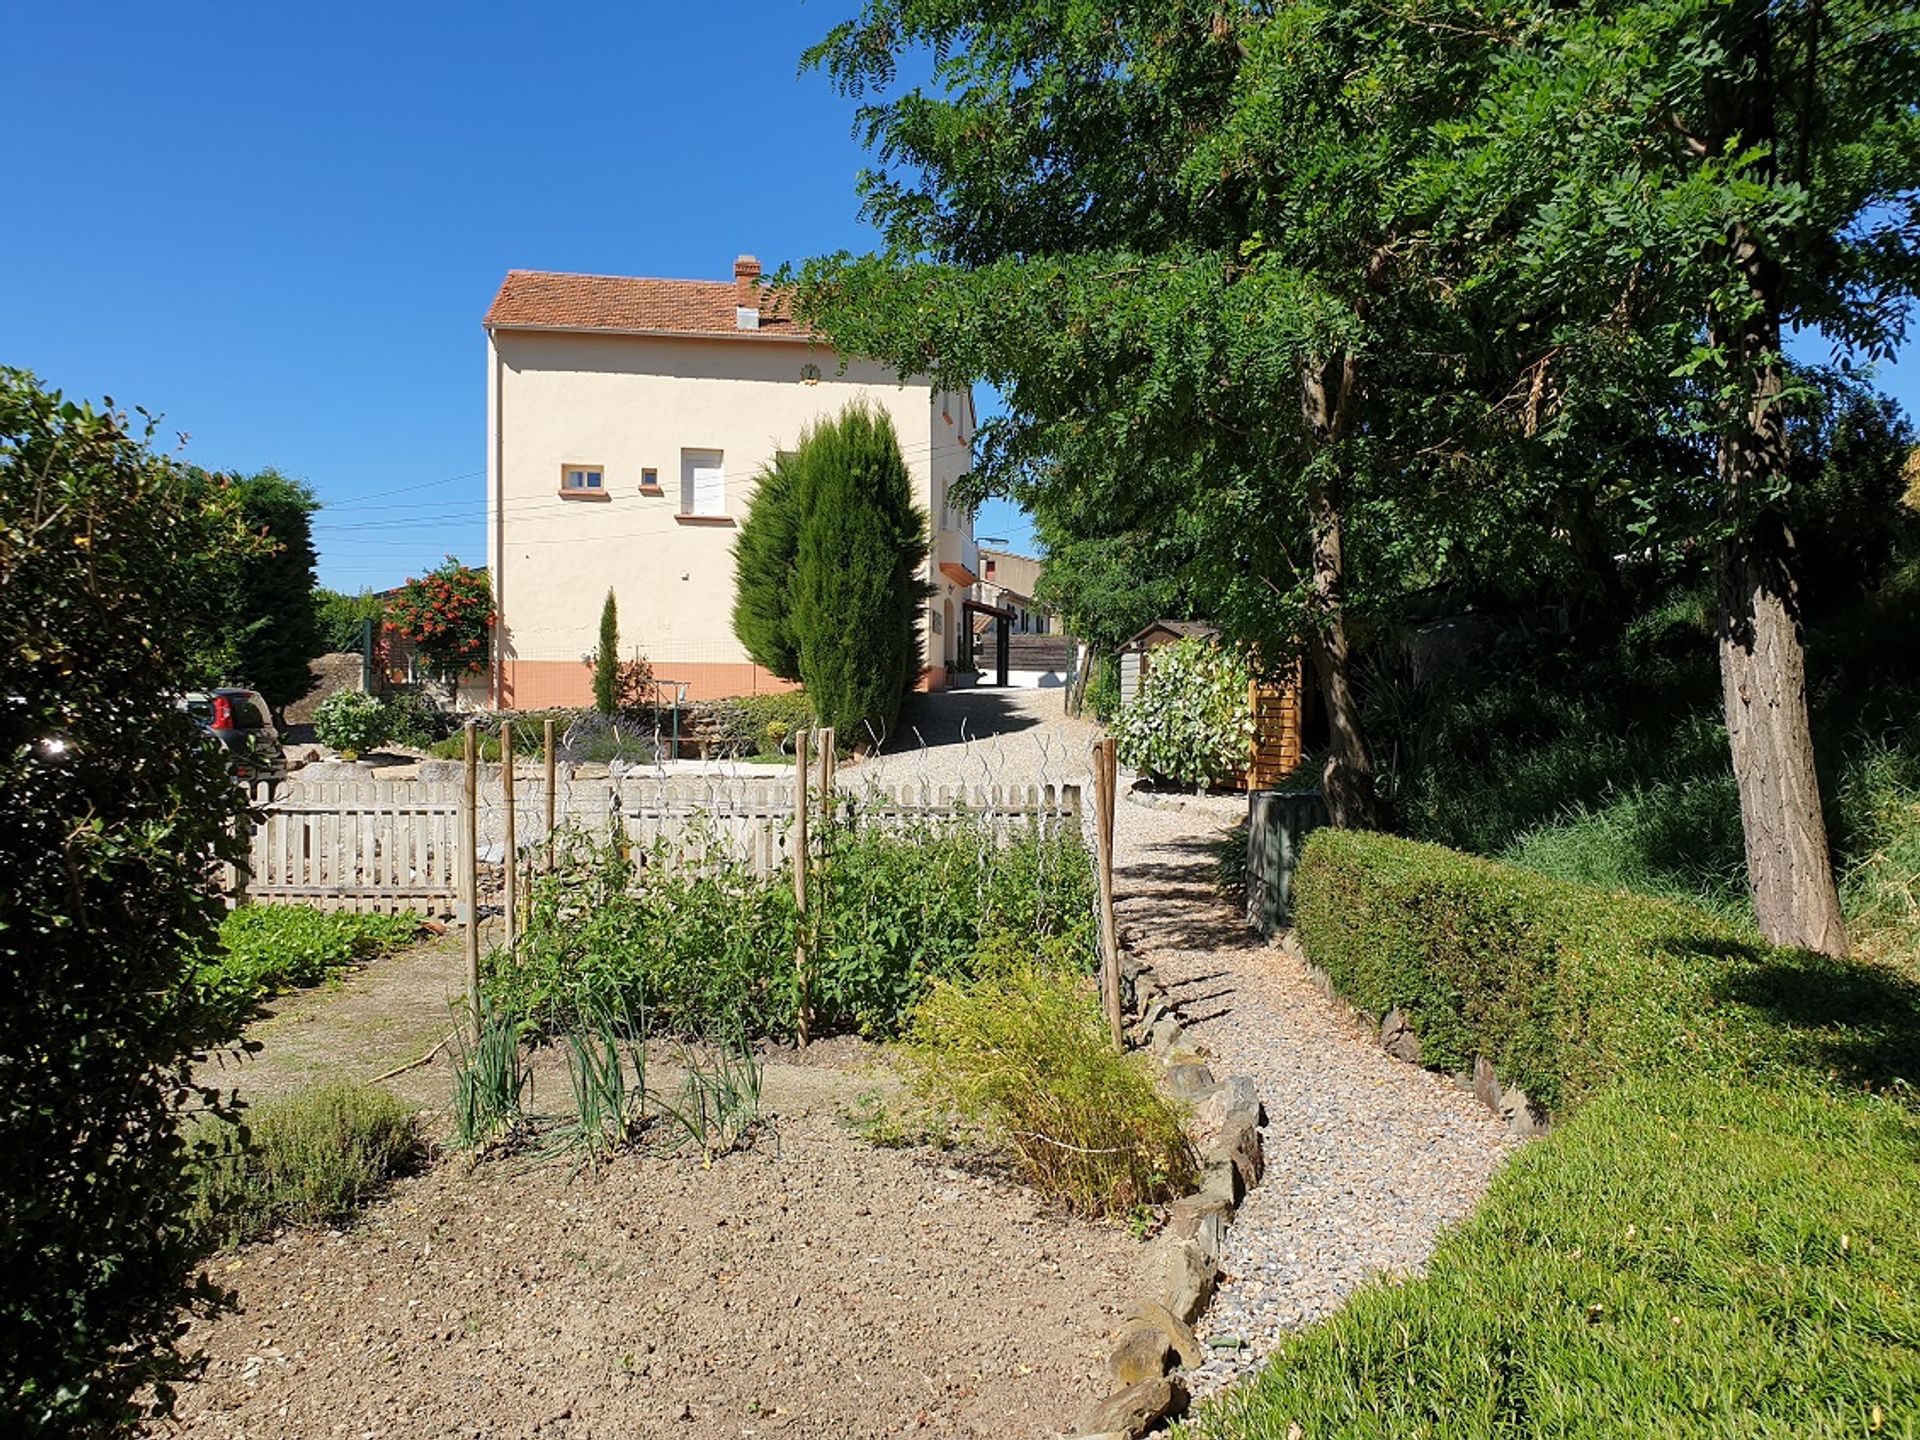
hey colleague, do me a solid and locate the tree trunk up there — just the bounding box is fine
[1301,360,1377,829]
[1704,2,1848,957]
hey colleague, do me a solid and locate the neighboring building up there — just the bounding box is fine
[483,256,980,706]
[973,547,1051,638]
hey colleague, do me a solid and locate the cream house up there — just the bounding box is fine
[484,256,980,706]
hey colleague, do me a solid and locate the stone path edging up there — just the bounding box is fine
[1066,950,1266,1439]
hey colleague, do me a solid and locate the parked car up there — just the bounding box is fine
[181,687,287,789]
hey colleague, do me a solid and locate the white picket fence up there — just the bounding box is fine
[227,774,1081,914]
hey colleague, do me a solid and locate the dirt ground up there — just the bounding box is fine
[158,928,1149,1440]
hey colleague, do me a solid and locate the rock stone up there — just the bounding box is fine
[1107,1325,1175,1386]
[1499,1084,1548,1136]
[1472,1054,1501,1113]
[1380,1008,1422,1065]
[1199,1158,1242,1207]
[1073,1377,1189,1438]
[1156,1236,1217,1326]
[1205,1104,1263,1192]
[1149,1014,1186,1055]
[1165,1194,1231,1248]
[1162,1063,1219,1102]
[1122,1299,1203,1368]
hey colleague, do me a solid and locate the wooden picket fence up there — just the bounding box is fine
[226,774,1081,913]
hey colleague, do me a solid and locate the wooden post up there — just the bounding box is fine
[1093,736,1123,1050]
[818,726,836,827]
[793,726,811,1048]
[543,717,557,871]
[501,719,517,954]
[462,719,480,1022]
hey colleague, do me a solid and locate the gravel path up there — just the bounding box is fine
[1110,798,1516,1395]
[859,689,1514,1395]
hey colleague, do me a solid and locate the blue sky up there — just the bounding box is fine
[0,1,1036,590]
[3,4,1913,593]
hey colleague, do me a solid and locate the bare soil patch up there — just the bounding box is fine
[161,928,1148,1439]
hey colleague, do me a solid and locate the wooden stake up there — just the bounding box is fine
[793,727,811,1048]
[543,717,557,875]
[501,719,517,955]
[462,719,480,1022]
[1094,736,1124,1050]
[818,726,836,827]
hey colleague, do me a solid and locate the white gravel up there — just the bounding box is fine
[1111,799,1516,1394]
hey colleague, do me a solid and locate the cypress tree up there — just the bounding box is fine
[730,449,805,681]
[225,468,324,721]
[593,589,619,715]
[790,404,929,743]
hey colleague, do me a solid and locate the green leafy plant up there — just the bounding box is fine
[449,996,532,1154]
[659,1034,767,1165]
[191,1083,420,1247]
[1112,637,1253,790]
[555,991,649,1170]
[312,688,389,759]
[196,905,420,1032]
[592,589,620,715]
[900,963,1197,1217]
[1,368,259,1436]
[315,586,385,654]
[380,689,446,748]
[733,403,930,742]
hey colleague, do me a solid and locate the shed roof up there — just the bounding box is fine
[1120,619,1219,651]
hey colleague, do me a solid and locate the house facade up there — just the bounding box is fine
[973,547,1052,636]
[484,257,980,707]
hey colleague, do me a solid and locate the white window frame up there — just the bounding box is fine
[680,449,726,517]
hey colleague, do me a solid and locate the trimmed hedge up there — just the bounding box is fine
[1292,829,1920,1117]
[1189,1077,1920,1439]
[1184,831,1920,1440]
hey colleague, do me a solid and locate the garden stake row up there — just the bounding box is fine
[793,726,810,1046]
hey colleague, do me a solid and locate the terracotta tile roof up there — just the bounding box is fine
[483,269,813,341]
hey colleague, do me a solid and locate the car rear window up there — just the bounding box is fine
[228,694,270,730]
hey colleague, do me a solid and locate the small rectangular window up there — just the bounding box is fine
[562,465,604,491]
[641,468,659,490]
[681,449,725,516]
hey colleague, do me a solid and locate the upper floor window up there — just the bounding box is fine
[562,465,604,492]
[681,449,725,517]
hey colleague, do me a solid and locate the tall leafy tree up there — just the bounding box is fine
[788,404,931,741]
[731,450,806,682]
[1,370,254,1435]
[1433,0,1920,955]
[219,468,323,720]
[794,0,1524,825]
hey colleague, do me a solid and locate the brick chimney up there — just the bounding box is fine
[734,254,761,330]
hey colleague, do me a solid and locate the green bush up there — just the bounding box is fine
[1113,637,1253,789]
[314,586,384,654]
[490,812,1094,1042]
[380,689,446,748]
[1087,650,1121,722]
[2,369,257,1436]
[198,905,420,1030]
[900,963,1196,1217]
[699,691,814,756]
[1186,1077,1920,1440]
[1292,829,1920,1118]
[192,1083,421,1246]
[312,688,389,757]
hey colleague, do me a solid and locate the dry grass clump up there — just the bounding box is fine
[900,961,1196,1217]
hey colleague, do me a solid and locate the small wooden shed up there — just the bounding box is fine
[1117,620,1219,709]
[1117,621,1305,790]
